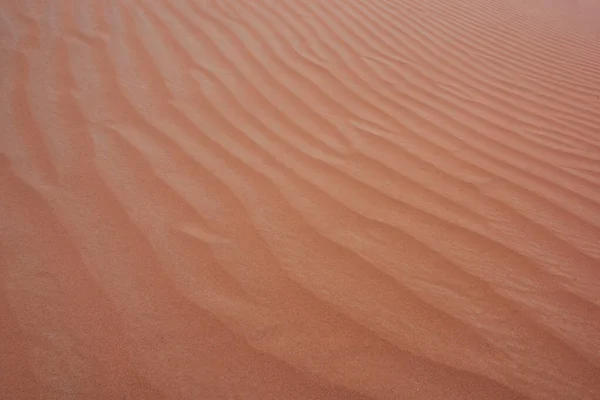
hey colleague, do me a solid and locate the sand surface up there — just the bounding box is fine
[1,0,600,399]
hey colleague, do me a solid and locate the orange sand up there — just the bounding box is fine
[1,0,600,399]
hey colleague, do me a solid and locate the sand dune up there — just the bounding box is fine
[1,0,600,399]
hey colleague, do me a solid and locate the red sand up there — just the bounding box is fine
[1,0,600,399]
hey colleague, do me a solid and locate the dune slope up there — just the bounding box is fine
[1,0,600,399]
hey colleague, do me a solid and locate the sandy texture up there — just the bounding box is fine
[1,0,600,399]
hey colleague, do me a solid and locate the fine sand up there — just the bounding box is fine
[1,0,600,399]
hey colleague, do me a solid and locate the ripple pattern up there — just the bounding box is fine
[1,0,600,399]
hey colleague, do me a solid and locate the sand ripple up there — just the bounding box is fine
[1,0,600,399]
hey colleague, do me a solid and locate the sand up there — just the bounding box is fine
[1,0,600,399]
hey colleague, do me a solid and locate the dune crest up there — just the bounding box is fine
[1,0,600,399]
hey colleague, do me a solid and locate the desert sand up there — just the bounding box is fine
[1,0,600,399]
